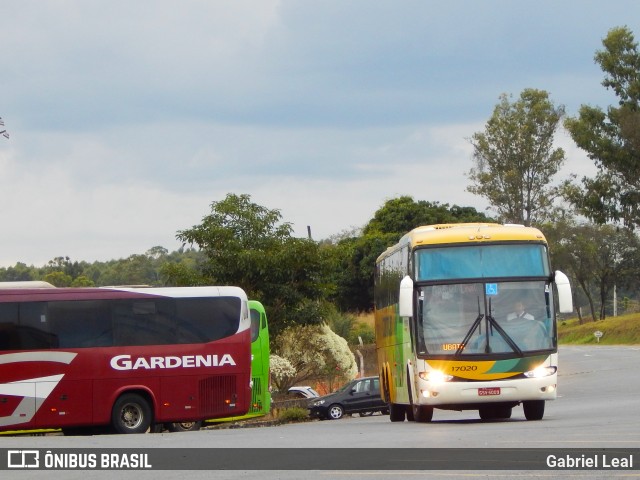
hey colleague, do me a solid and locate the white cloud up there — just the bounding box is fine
[0,0,636,266]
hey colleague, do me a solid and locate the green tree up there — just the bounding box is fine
[0,262,34,281]
[43,271,72,287]
[564,26,640,228]
[467,89,566,226]
[544,220,640,321]
[176,193,331,335]
[363,196,493,236]
[70,275,95,287]
[330,196,493,312]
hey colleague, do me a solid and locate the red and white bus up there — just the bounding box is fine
[0,283,252,434]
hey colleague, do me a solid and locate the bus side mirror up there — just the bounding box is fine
[555,270,573,314]
[399,276,414,318]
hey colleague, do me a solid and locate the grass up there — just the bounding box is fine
[355,311,375,328]
[557,312,640,345]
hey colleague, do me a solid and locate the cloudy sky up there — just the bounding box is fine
[0,1,636,267]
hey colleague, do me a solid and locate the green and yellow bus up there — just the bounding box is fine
[374,223,573,423]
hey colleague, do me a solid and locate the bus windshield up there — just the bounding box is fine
[415,244,550,281]
[416,281,555,356]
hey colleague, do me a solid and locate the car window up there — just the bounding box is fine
[288,391,307,399]
[354,379,372,393]
[372,378,380,393]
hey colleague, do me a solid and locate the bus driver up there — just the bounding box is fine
[506,301,534,321]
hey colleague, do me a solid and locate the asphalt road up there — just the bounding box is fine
[3,345,639,479]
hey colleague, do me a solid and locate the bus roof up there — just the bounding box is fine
[378,223,547,262]
[0,285,248,303]
[0,281,55,289]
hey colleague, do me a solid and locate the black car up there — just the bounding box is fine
[308,376,389,420]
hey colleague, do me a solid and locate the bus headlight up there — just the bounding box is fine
[419,370,453,383]
[524,366,557,378]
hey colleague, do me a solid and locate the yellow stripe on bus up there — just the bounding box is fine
[426,360,520,381]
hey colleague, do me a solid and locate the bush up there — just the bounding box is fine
[277,407,309,423]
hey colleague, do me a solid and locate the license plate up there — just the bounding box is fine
[478,387,501,396]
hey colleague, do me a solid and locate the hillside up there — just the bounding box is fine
[558,312,640,345]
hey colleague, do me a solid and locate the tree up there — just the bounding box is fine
[544,219,640,321]
[330,196,493,312]
[0,262,34,282]
[269,354,296,392]
[564,26,640,229]
[362,196,493,236]
[273,324,357,391]
[176,193,331,335]
[43,271,72,287]
[467,89,566,226]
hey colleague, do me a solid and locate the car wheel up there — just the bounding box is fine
[327,404,344,420]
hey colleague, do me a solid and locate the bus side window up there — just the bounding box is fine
[18,302,59,349]
[47,301,113,348]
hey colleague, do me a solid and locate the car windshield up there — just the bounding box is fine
[416,281,555,356]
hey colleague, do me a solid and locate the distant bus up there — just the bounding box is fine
[166,299,271,431]
[243,300,271,418]
[0,284,252,434]
[375,223,573,422]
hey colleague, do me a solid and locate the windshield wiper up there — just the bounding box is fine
[455,297,484,357]
[485,298,523,356]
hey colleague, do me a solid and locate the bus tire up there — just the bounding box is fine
[412,405,433,423]
[523,400,545,421]
[111,393,152,434]
[479,406,495,420]
[167,421,202,432]
[495,406,512,419]
[479,405,512,421]
[389,403,406,422]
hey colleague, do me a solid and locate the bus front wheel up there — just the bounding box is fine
[523,400,545,420]
[112,393,152,434]
[412,405,433,423]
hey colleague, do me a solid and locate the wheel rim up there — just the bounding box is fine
[329,406,343,419]
[120,403,143,429]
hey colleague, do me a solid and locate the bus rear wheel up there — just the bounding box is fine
[389,403,406,422]
[112,393,152,434]
[523,400,545,421]
[167,421,202,432]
